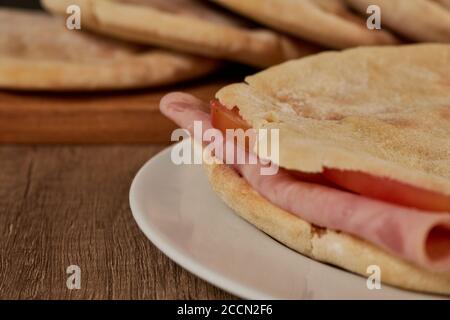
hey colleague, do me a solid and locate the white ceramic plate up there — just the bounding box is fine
[129,140,439,300]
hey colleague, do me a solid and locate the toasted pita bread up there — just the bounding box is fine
[204,161,450,295]
[216,44,450,197]
[0,8,218,91]
[347,0,450,42]
[212,0,398,49]
[41,0,319,68]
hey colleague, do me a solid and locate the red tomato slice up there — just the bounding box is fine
[210,100,450,212]
[211,99,254,151]
[323,169,450,212]
[211,99,250,133]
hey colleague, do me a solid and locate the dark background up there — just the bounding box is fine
[0,0,41,9]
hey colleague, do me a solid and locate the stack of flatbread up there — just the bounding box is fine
[1,0,450,90]
[0,8,218,91]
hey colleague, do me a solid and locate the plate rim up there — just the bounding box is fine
[130,144,276,299]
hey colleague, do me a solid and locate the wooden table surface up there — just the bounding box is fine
[0,145,235,299]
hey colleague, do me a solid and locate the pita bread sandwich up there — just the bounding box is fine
[41,0,319,68]
[347,0,450,42]
[0,8,217,91]
[160,44,450,295]
[212,0,399,49]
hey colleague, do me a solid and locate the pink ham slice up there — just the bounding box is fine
[160,92,450,272]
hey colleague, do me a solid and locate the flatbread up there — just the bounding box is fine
[41,0,319,68]
[204,161,450,295]
[212,0,398,49]
[347,0,450,42]
[0,8,218,91]
[216,44,450,196]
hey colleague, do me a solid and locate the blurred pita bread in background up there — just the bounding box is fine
[41,0,319,68]
[347,0,450,42]
[211,0,398,49]
[0,8,218,91]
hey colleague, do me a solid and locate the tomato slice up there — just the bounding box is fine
[323,169,450,212]
[211,99,254,151]
[211,99,250,133]
[210,100,450,212]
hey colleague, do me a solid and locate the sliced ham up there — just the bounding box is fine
[160,92,450,272]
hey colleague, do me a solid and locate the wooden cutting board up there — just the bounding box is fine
[0,74,239,144]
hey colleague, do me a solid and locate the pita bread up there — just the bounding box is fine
[347,0,450,42]
[0,8,218,91]
[212,0,399,49]
[204,161,450,295]
[41,0,319,68]
[216,44,450,197]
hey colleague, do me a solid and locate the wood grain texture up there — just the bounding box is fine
[0,77,232,144]
[0,145,235,299]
